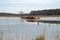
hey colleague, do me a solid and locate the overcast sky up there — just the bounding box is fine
[0,0,60,13]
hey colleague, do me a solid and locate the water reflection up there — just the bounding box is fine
[0,17,60,40]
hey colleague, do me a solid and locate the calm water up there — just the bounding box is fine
[0,17,60,40]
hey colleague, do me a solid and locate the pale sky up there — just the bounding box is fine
[0,0,60,13]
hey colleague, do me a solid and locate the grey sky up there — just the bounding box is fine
[0,0,60,13]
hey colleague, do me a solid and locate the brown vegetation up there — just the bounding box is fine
[36,35,45,40]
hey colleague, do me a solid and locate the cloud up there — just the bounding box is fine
[0,0,60,7]
[0,0,60,13]
[1,0,60,4]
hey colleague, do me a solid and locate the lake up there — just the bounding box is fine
[0,17,60,40]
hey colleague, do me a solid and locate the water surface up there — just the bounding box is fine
[0,17,60,40]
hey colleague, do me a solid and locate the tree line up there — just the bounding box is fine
[29,9,60,15]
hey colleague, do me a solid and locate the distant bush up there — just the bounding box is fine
[29,9,60,15]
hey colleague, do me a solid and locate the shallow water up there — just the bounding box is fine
[0,17,60,40]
